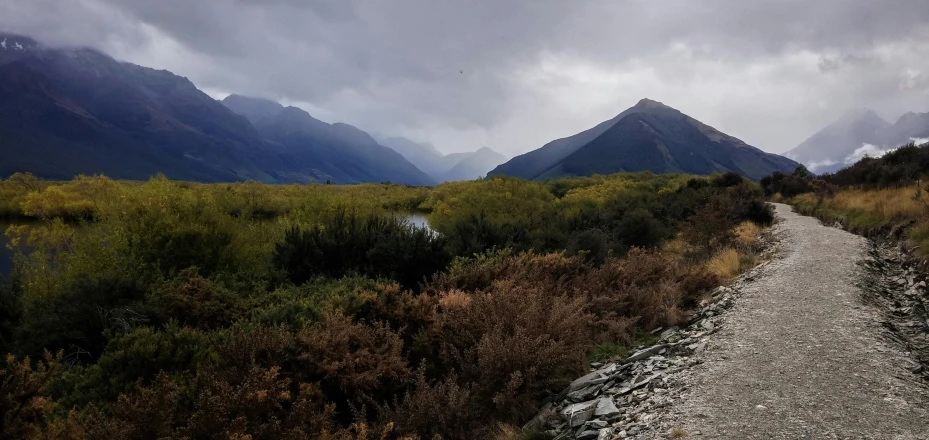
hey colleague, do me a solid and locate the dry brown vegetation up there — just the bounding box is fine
[706,248,741,279]
[792,186,929,257]
[764,142,929,259]
[0,171,772,439]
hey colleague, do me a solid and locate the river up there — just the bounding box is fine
[403,212,432,231]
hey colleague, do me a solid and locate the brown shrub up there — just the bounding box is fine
[184,368,337,439]
[572,248,687,340]
[347,281,438,340]
[0,351,64,439]
[437,289,472,309]
[380,373,475,440]
[211,324,296,377]
[78,373,182,439]
[678,197,736,253]
[296,314,414,413]
[426,248,702,345]
[430,280,590,426]
[427,250,586,295]
[676,265,721,308]
[73,368,346,440]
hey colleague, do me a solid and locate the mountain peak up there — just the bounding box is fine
[784,108,891,171]
[634,98,671,110]
[896,111,921,125]
[491,99,796,181]
[839,107,882,122]
[0,33,38,51]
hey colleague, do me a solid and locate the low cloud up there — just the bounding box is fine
[831,136,929,170]
[4,1,929,155]
[806,159,839,172]
[845,144,894,164]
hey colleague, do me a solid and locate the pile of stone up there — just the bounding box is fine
[861,243,929,378]
[522,286,740,439]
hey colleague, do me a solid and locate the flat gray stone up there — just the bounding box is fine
[561,399,599,427]
[594,397,620,417]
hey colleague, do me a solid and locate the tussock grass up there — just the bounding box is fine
[734,221,761,246]
[661,237,692,259]
[793,187,926,229]
[792,186,929,258]
[706,248,741,279]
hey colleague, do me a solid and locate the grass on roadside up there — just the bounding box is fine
[791,186,929,258]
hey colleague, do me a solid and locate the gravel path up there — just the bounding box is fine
[655,203,929,439]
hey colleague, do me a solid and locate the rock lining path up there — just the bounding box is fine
[654,203,929,439]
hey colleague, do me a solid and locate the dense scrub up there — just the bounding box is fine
[0,171,770,439]
[763,141,929,258]
[825,142,929,188]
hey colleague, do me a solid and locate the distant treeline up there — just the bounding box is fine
[761,141,929,197]
[762,141,929,261]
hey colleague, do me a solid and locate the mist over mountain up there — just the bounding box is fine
[490,99,798,181]
[786,108,929,174]
[378,137,447,175]
[220,95,434,185]
[379,136,507,182]
[0,32,432,185]
[438,147,507,182]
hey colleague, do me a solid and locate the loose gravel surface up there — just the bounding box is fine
[653,203,929,439]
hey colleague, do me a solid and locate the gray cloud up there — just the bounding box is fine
[3,0,929,155]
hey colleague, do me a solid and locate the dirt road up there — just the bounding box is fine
[654,203,929,439]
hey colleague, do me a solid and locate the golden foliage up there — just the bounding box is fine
[734,221,762,246]
[706,248,741,279]
[0,351,65,439]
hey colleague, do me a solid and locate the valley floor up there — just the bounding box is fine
[651,203,929,438]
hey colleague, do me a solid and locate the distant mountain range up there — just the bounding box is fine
[489,99,799,181]
[220,95,433,185]
[0,31,812,185]
[785,109,929,174]
[0,32,433,185]
[378,136,506,182]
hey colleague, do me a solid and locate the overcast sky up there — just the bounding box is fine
[3,0,929,156]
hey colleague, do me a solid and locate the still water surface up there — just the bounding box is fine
[402,213,432,231]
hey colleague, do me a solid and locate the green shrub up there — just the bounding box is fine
[274,209,450,290]
[53,324,210,409]
[0,276,20,352]
[15,275,148,359]
[566,228,611,264]
[615,207,668,249]
[149,268,247,329]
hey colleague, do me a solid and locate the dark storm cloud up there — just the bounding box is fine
[3,0,929,154]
